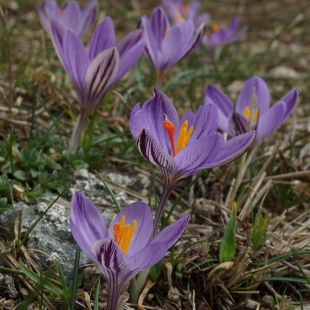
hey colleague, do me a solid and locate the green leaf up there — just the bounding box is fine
[20,263,61,297]
[219,202,237,263]
[252,213,268,251]
[13,170,30,181]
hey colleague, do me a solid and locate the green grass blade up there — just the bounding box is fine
[94,279,101,310]
[219,202,237,263]
[70,245,81,310]
[95,170,121,213]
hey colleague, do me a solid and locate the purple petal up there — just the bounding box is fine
[205,84,234,135]
[61,1,81,34]
[108,202,153,256]
[159,24,185,71]
[138,16,157,69]
[38,2,54,33]
[187,0,201,19]
[151,214,190,249]
[236,76,270,115]
[126,242,167,279]
[141,89,179,151]
[70,192,108,260]
[256,101,286,142]
[280,88,298,120]
[227,111,249,136]
[112,29,145,85]
[91,238,130,283]
[62,30,89,102]
[83,47,119,110]
[50,19,66,67]
[150,7,170,52]
[79,0,98,37]
[137,129,178,178]
[174,133,224,178]
[177,103,218,142]
[195,13,210,27]
[88,17,116,61]
[129,103,144,138]
[180,22,205,60]
[205,131,256,168]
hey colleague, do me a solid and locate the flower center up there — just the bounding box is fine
[243,106,259,122]
[113,215,137,255]
[211,23,220,32]
[181,4,189,15]
[163,117,193,156]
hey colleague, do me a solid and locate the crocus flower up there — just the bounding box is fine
[161,0,210,27]
[205,76,298,145]
[50,17,145,151]
[203,17,247,48]
[70,192,189,310]
[130,89,256,235]
[39,0,98,37]
[138,7,205,88]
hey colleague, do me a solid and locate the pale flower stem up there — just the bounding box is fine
[128,269,149,303]
[69,109,91,152]
[154,72,163,90]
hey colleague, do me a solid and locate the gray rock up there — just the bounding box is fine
[3,275,18,299]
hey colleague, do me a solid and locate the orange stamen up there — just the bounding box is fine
[113,215,137,255]
[181,4,189,15]
[243,106,259,122]
[176,120,193,154]
[163,118,194,157]
[163,119,176,156]
[59,9,65,17]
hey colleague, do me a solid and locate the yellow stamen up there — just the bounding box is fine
[163,119,194,156]
[176,120,194,154]
[211,23,220,32]
[113,215,137,255]
[243,106,259,122]
[164,28,170,37]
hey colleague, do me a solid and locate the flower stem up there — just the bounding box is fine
[69,108,91,152]
[151,177,174,239]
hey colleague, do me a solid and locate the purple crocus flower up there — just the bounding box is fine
[205,76,298,145]
[70,192,189,310]
[130,89,256,236]
[50,17,145,151]
[203,17,247,48]
[161,0,210,27]
[138,7,205,88]
[39,0,98,37]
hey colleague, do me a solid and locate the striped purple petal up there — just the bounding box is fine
[137,129,178,178]
[83,47,119,111]
[228,111,249,136]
